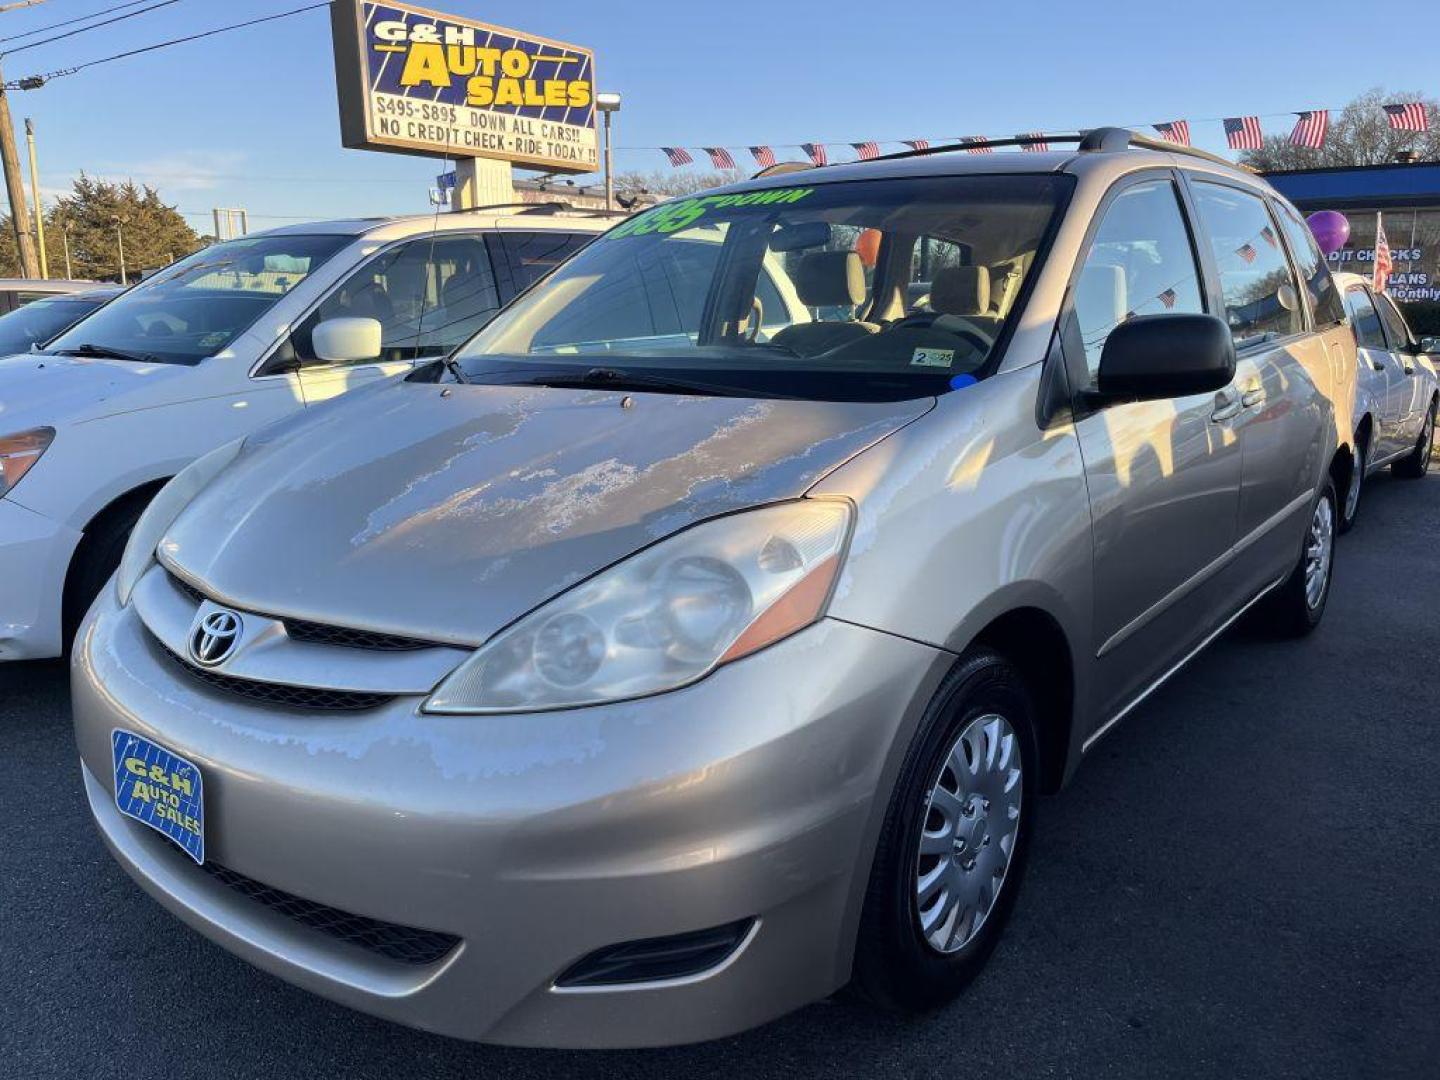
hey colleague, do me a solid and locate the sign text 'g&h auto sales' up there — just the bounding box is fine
[331,0,598,173]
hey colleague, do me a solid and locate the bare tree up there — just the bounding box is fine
[613,169,746,200]
[1240,89,1440,170]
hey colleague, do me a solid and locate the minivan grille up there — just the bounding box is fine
[167,571,441,652]
[159,644,394,712]
[195,858,460,966]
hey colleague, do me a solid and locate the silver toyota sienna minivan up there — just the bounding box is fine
[72,130,1362,1048]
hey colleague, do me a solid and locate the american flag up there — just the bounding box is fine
[960,136,992,154]
[1260,225,1278,248]
[1019,132,1049,152]
[1223,116,1263,150]
[1154,120,1191,146]
[1374,212,1393,294]
[902,139,930,151]
[801,142,828,166]
[749,145,776,168]
[1384,103,1429,132]
[851,141,881,161]
[703,147,736,170]
[1290,110,1328,149]
[1158,287,1178,310]
[1236,243,1257,265]
[661,147,693,168]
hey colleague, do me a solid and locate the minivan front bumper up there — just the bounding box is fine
[72,590,950,1047]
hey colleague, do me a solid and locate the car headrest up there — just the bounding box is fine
[793,251,866,308]
[1076,264,1128,331]
[931,265,991,316]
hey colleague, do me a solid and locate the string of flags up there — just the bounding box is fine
[647,102,1433,168]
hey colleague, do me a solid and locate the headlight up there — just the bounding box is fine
[114,439,244,606]
[425,499,852,714]
[0,427,54,498]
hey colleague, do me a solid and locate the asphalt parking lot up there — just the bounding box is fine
[3,469,1437,1080]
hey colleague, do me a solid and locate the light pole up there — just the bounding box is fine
[112,215,128,285]
[61,221,71,278]
[595,92,621,213]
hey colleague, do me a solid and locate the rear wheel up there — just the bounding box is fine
[1392,401,1436,480]
[1339,435,1366,533]
[851,648,1037,1012]
[1256,478,1336,638]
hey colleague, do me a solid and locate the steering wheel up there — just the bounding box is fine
[890,312,993,353]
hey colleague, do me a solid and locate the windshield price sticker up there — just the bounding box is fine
[607,188,817,239]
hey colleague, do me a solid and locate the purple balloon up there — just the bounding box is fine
[1306,210,1350,256]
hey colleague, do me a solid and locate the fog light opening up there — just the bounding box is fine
[553,917,757,989]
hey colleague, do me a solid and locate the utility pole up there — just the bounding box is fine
[0,68,40,278]
[61,222,71,278]
[24,118,46,279]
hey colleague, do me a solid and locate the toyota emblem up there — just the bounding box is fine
[189,608,243,667]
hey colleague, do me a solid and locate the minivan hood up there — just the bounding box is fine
[163,382,929,646]
[0,351,191,431]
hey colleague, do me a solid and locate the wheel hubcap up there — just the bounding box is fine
[1345,444,1364,521]
[1304,495,1334,610]
[915,714,1022,954]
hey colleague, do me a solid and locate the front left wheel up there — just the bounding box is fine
[850,648,1037,1013]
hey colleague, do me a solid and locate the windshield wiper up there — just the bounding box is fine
[516,366,751,398]
[60,342,158,364]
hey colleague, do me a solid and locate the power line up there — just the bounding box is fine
[0,0,162,46]
[4,1,331,88]
[2,0,185,57]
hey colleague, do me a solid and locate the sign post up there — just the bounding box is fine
[331,1,599,208]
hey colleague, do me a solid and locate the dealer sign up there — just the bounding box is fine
[331,0,598,173]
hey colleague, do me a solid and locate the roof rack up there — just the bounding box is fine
[448,200,631,219]
[751,161,818,180]
[866,127,1236,169]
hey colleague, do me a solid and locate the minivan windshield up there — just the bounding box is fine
[453,175,1071,401]
[44,233,350,365]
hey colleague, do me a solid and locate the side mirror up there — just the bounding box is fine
[1419,336,1440,355]
[1095,313,1236,402]
[311,317,382,364]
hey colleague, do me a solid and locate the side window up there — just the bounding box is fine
[1273,200,1345,327]
[1071,179,1206,378]
[1344,287,1387,349]
[1375,293,1413,350]
[1191,182,1303,348]
[293,235,500,363]
[491,231,592,297]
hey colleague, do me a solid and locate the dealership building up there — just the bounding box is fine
[1265,160,1440,332]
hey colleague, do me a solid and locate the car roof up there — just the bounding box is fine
[0,278,103,293]
[697,129,1279,201]
[248,208,619,243]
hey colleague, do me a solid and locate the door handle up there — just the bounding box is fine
[1241,387,1266,409]
[1403,363,1416,375]
[1371,358,1386,371]
[1211,390,1242,422]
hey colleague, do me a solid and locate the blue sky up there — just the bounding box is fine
[7,0,1437,231]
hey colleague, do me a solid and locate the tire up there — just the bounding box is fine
[1256,478,1336,638]
[1338,434,1366,534]
[62,499,148,650]
[1391,400,1436,480]
[851,648,1038,1013]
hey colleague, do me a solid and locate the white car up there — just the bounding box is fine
[0,207,615,661]
[1333,272,1439,530]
